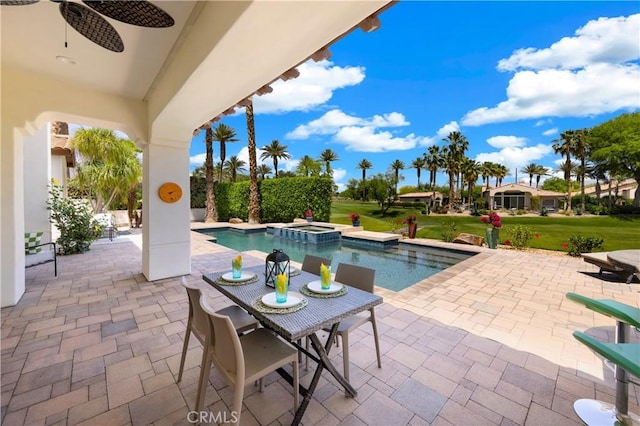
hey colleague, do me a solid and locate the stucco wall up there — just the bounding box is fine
[23,125,51,243]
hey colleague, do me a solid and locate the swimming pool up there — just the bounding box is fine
[197,228,475,292]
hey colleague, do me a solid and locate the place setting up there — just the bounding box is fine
[252,272,308,314]
[300,264,348,298]
[214,255,259,285]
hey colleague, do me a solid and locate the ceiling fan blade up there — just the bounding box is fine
[0,0,39,5]
[60,1,124,52]
[82,1,174,28]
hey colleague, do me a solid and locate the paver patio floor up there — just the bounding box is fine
[2,225,638,425]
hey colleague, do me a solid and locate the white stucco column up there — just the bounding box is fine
[142,139,191,281]
[1,123,26,307]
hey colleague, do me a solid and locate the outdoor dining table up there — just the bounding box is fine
[202,264,383,425]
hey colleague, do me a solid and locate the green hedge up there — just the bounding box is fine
[192,176,333,222]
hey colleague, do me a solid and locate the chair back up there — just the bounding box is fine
[302,254,331,274]
[181,277,211,342]
[200,294,245,384]
[335,263,375,293]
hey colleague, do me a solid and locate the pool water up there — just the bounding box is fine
[198,229,474,292]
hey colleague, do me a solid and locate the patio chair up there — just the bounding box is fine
[581,252,633,282]
[301,254,331,274]
[199,294,299,425]
[176,277,259,387]
[307,263,381,381]
[24,232,57,276]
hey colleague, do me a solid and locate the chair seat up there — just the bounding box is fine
[25,250,55,267]
[324,312,371,334]
[217,305,259,334]
[573,332,640,378]
[240,329,298,383]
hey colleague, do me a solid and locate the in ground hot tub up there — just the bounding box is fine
[272,224,341,244]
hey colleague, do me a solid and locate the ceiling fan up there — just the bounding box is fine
[0,0,175,52]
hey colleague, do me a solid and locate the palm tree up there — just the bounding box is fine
[257,164,272,180]
[522,163,539,187]
[356,159,373,200]
[572,128,591,212]
[553,130,575,212]
[319,149,339,176]
[389,159,405,194]
[410,157,426,189]
[203,127,217,222]
[424,145,441,189]
[480,161,495,189]
[534,165,547,188]
[442,131,469,207]
[296,155,321,177]
[245,99,260,223]
[461,157,481,207]
[494,164,509,187]
[260,140,291,178]
[224,155,246,182]
[212,123,239,182]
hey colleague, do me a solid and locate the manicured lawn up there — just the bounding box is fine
[330,199,640,252]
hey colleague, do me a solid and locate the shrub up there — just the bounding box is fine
[540,207,548,217]
[566,235,605,257]
[440,221,458,242]
[506,225,535,250]
[47,183,104,255]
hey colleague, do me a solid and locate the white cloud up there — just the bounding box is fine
[190,153,207,167]
[416,121,461,147]
[253,60,365,114]
[286,109,409,140]
[285,109,426,152]
[486,136,527,149]
[542,128,558,136]
[497,14,640,71]
[332,168,347,191]
[462,14,640,126]
[475,143,553,177]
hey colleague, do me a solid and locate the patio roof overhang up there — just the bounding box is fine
[1,0,394,307]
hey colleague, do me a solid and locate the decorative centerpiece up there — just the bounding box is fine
[403,214,417,239]
[231,254,242,279]
[305,209,313,222]
[481,212,502,249]
[265,249,290,288]
[350,212,360,227]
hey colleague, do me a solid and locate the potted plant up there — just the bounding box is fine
[403,214,417,238]
[305,209,313,222]
[481,211,502,249]
[350,212,360,227]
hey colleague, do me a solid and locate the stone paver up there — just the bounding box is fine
[1,225,638,425]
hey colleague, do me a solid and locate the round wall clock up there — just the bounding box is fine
[158,182,182,203]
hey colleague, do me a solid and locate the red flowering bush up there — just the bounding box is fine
[350,212,360,222]
[403,214,417,224]
[481,212,502,228]
[305,209,313,218]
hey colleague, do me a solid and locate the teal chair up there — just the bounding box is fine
[566,293,640,426]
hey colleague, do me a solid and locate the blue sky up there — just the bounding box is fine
[188,1,640,191]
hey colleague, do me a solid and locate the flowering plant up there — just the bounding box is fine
[350,212,360,222]
[305,209,313,218]
[403,214,417,224]
[481,212,502,228]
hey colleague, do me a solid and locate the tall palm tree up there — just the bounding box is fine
[319,149,339,176]
[522,163,539,187]
[442,131,469,206]
[257,164,272,180]
[494,164,509,187]
[480,161,495,189]
[356,159,373,200]
[389,159,405,194]
[410,157,426,189]
[203,127,217,222]
[553,130,575,212]
[572,128,591,212]
[260,140,291,178]
[425,145,441,189]
[212,123,239,182]
[245,99,260,223]
[224,155,246,182]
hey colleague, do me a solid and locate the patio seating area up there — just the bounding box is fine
[2,227,639,425]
